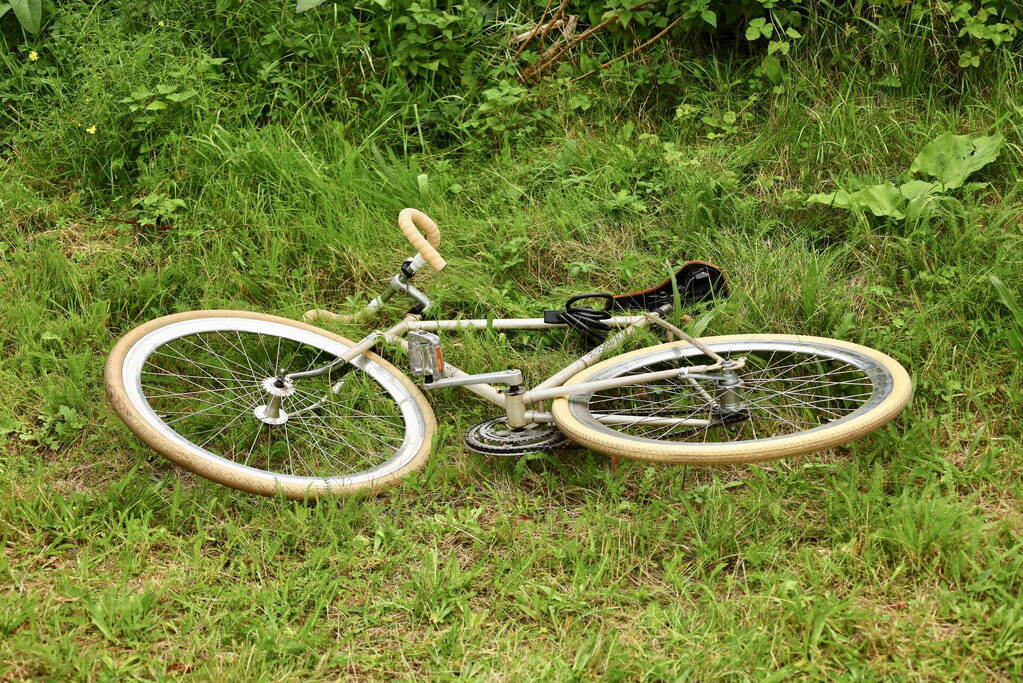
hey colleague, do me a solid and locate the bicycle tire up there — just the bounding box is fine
[551,334,911,464]
[106,310,435,499]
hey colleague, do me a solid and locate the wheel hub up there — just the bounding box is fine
[714,369,746,414]
[261,375,296,397]
[254,375,296,425]
[253,404,290,425]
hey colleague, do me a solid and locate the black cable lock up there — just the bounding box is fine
[543,293,614,342]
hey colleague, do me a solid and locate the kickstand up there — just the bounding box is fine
[612,454,619,474]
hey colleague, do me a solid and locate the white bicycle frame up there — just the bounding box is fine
[301,249,746,431]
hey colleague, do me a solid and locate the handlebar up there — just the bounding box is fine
[398,208,447,272]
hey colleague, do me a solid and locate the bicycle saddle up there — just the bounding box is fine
[610,260,727,312]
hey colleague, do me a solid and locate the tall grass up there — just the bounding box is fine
[2,1,1022,678]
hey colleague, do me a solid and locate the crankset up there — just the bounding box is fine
[464,416,575,456]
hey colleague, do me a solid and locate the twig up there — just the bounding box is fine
[512,20,562,45]
[515,0,571,83]
[534,0,571,51]
[524,0,653,81]
[569,13,686,83]
[513,0,554,59]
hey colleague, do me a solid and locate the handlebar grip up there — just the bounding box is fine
[398,208,447,271]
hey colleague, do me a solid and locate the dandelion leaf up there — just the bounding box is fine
[11,0,42,34]
[808,183,905,219]
[807,189,856,209]
[898,180,940,201]
[910,133,1004,189]
[853,183,905,218]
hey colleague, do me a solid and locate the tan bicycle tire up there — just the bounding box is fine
[551,334,911,465]
[106,310,436,499]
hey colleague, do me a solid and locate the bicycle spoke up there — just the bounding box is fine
[135,328,410,480]
[580,345,878,443]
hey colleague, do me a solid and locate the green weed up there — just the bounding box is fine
[1,0,1023,678]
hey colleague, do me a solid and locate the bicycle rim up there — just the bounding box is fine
[107,311,433,497]
[552,335,911,464]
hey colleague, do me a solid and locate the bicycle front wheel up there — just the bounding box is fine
[551,335,911,464]
[106,310,435,499]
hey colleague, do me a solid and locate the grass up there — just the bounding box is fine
[3,5,1023,680]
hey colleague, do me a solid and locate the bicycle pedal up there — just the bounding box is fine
[407,331,444,379]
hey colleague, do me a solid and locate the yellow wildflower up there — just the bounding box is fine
[85,125,97,135]
[158,20,165,27]
[28,51,39,62]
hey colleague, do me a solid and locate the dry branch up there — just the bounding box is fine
[512,0,554,58]
[569,13,686,83]
[521,0,653,82]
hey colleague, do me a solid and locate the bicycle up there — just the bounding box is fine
[106,209,912,499]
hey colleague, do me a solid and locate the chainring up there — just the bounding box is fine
[464,416,573,456]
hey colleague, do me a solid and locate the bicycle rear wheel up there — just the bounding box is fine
[106,310,435,499]
[552,334,911,464]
